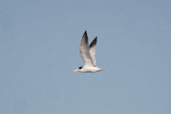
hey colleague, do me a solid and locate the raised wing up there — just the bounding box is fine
[89,37,97,66]
[80,31,94,67]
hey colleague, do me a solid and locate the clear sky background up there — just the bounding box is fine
[0,0,171,114]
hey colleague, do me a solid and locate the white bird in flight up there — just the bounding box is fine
[74,31,103,73]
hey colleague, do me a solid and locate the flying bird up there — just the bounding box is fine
[74,31,103,72]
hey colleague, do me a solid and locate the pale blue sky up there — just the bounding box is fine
[0,0,171,114]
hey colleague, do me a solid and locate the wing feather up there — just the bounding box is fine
[80,31,94,67]
[89,37,97,66]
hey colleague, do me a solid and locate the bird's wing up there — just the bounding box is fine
[89,37,97,66]
[80,31,94,67]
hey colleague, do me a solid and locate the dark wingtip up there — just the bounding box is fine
[81,30,88,44]
[83,30,87,36]
[90,36,97,47]
[83,30,88,37]
[94,36,97,41]
[84,30,87,33]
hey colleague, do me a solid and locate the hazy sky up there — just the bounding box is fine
[0,0,171,114]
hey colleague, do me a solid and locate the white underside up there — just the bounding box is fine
[79,66,103,72]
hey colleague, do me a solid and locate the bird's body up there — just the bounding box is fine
[74,31,103,73]
[78,66,102,73]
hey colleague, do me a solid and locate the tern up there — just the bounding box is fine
[74,31,103,73]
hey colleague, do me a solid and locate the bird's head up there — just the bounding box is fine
[73,66,83,72]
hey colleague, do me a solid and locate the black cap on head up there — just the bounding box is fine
[78,66,83,69]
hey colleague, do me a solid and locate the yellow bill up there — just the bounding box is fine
[73,69,79,72]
